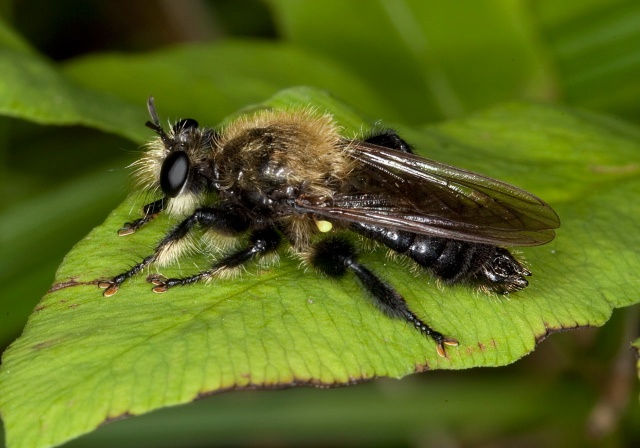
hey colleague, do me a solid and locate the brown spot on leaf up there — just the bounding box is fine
[32,337,64,350]
[414,361,431,373]
[99,412,134,427]
[535,322,597,345]
[195,377,373,401]
[48,278,103,293]
[68,304,80,308]
[34,305,48,312]
[478,342,486,352]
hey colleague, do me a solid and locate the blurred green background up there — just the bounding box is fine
[1,0,639,446]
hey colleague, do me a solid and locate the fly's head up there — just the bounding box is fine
[132,97,219,216]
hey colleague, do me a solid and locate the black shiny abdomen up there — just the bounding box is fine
[350,222,502,286]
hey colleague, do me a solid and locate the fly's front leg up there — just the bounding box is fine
[118,198,166,236]
[148,227,281,292]
[99,206,250,296]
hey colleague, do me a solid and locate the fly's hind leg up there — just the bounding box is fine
[118,198,167,236]
[99,205,250,296]
[308,236,458,357]
[149,227,281,292]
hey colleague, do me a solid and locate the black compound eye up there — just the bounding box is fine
[173,119,199,134]
[160,151,190,197]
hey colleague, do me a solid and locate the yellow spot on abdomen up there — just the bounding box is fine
[316,220,333,233]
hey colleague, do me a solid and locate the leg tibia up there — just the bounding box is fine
[100,205,251,296]
[118,198,166,236]
[309,236,457,356]
[149,227,281,292]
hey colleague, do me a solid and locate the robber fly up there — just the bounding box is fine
[99,98,560,356]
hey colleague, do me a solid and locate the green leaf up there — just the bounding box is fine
[1,87,639,448]
[0,46,146,142]
[62,40,395,125]
[0,168,127,345]
[0,14,34,54]
[268,0,640,125]
[0,21,150,346]
[63,376,593,447]
[268,0,552,123]
[533,0,640,122]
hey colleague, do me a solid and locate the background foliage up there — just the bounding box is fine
[1,0,639,447]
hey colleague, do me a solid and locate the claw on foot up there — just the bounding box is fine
[152,284,169,293]
[435,336,459,358]
[117,225,136,236]
[146,274,166,286]
[98,281,119,297]
[146,274,170,293]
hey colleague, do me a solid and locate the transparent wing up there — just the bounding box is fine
[297,141,559,246]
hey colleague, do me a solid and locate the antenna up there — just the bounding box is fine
[144,96,170,146]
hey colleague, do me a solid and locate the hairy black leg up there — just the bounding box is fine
[310,237,458,357]
[364,129,413,153]
[99,205,250,296]
[148,228,281,292]
[118,198,167,236]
